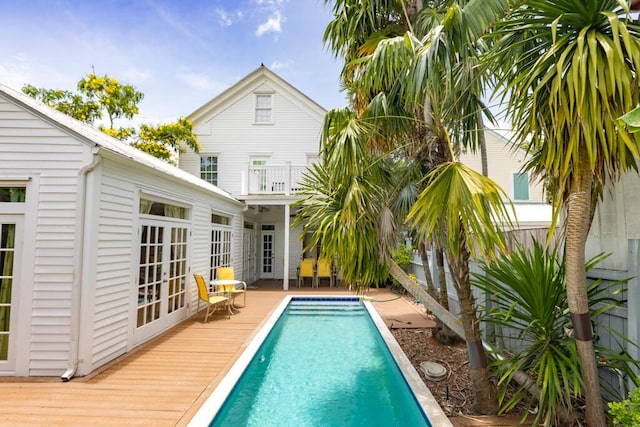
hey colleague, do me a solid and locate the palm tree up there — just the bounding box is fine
[315,0,511,414]
[489,1,640,424]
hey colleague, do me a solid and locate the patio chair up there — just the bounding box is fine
[213,266,247,308]
[316,258,334,287]
[298,258,315,287]
[194,273,231,322]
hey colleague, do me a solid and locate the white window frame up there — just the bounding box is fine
[254,93,273,124]
[200,155,219,186]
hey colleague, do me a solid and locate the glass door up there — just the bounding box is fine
[136,221,189,343]
[0,216,21,372]
[261,225,275,279]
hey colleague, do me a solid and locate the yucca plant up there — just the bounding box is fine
[472,239,638,426]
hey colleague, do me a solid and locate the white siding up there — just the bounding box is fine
[88,165,136,369]
[0,96,88,375]
[183,79,324,197]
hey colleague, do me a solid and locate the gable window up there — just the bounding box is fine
[200,155,218,186]
[513,172,530,201]
[255,94,272,123]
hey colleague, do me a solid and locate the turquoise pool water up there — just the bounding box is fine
[209,297,432,427]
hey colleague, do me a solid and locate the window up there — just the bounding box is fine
[139,198,188,219]
[211,213,230,225]
[200,155,218,186]
[255,94,272,123]
[210,212,232,280]
[513,172,530,201]
[0,187,26,203]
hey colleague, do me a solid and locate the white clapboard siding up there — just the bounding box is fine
[89,165,136,369]
[0,95,87,376]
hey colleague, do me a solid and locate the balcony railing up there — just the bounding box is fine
[242,162,308,195]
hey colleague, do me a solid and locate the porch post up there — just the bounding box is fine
[283,204,290,290]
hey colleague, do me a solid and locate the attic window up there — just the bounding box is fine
[255,94,272,123]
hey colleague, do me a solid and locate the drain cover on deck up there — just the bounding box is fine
[420,361,447,381]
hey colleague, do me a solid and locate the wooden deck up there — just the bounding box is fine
[0,281,369,426]
[1,282,526,426]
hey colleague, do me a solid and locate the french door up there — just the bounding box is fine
[0,216,22,373]
[261,227,275,279]
[135,220,188,344]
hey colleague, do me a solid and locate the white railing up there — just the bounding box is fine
[244,162,308,195]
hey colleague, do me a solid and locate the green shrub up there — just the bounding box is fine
[609,380,640,427]
[472,239,637,426]
[391,244,412,269]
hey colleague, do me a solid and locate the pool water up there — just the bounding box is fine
[209,297,432,427]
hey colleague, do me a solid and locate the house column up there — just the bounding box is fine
[283,204,290,290]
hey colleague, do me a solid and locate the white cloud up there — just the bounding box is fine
[255,11,283,37]
[216,8,244,27]
[270,60,293,70]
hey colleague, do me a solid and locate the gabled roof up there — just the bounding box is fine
[187,64,327,123]
[0,82,242,206]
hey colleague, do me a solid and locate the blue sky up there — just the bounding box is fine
[0,0,347,125]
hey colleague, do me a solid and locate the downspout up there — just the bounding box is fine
[61,147,101,382]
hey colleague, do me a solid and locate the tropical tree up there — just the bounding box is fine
[23,72,199,164]
[311,0,512,414]
[488,1,640,424]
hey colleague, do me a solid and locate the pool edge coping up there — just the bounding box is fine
[188,294,453,427]
[363,300,453,427]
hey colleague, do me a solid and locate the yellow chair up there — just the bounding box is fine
[213,266,247,308]
[298,258,315,287]
[193,273,231,322]
[316,258,334,287]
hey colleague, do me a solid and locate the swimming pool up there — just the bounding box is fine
[188,296,452,427]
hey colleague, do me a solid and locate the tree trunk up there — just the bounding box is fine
[435,247,449,310]
[388,261,464,337]
[566,147,606,426]
[433,245,459,343]
[446,230,498,415]
[417,240,437,300]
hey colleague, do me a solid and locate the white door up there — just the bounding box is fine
[260,228,275,279]
[135,220,189,344]
[0,216,22,373]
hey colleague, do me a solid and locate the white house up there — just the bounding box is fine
[0,83,245,378]
[179,65,327,290]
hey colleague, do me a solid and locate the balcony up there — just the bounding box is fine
[241,162,308,196]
